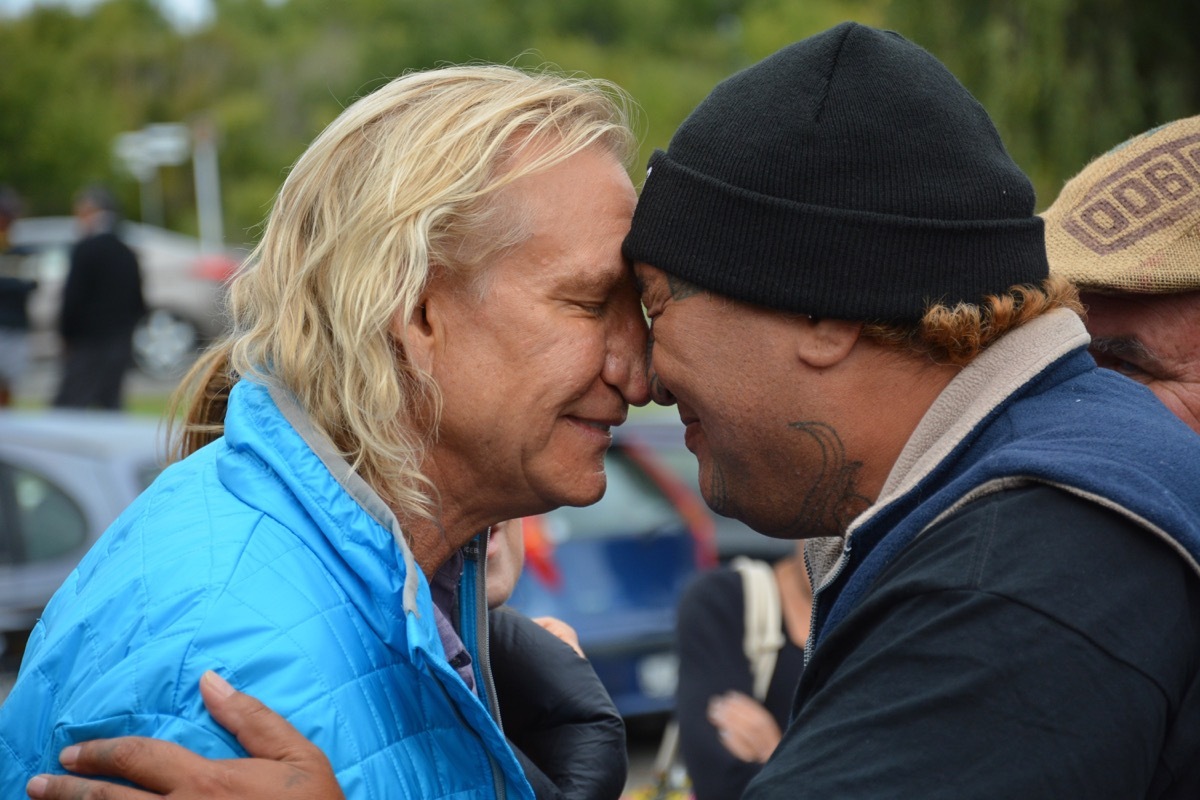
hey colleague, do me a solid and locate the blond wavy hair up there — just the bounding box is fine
[168,65,638,520]
[861,275,1083,365]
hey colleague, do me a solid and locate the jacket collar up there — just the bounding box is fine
[807,309,1090,589]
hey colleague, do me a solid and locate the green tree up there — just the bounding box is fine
[884,0,1200,207]
[4,0,1194,242]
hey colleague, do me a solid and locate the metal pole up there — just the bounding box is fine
[142,171,164,227]
[192,119,224,253]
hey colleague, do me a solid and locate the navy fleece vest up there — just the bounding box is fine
[814,348,1200,648]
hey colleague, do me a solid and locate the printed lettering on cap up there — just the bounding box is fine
[1062,132,1200,255]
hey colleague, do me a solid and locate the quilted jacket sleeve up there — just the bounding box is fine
[489,607,627,800]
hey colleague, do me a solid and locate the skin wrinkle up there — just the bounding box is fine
[706,456,730,515]
[1089,336,1162,374]
[1080,290,1200,433]
[644,330,657,384]
[645,273,707,404]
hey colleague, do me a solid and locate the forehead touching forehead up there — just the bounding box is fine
[632,262,663,298]
[633,262,708,305]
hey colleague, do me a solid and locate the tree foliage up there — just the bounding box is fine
[1,0,1195,242]
[885,0,1200,207]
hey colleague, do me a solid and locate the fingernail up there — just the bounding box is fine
[202,669,235,698]
[26,776,48,798]
[60,745,80,767]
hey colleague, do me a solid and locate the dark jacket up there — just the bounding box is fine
[490,606,628,800]
[746,310,1200,799]
[756,486,1200,799]
[0,276,36,330]
[58,230,145,341]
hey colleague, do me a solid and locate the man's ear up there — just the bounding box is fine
[796,317,862,369]
[392,289,438,373]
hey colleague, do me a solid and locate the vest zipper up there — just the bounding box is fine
[803,538,853,666]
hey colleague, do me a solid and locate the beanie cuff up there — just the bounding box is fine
[624,150,1050,321]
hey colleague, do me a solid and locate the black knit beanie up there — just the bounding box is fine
[622,22,1049,321]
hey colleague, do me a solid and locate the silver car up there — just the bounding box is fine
[8,216,239,378]
[0,411,166,663]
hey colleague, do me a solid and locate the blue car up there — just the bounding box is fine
[610,416,793,563]
[507,424,717,718]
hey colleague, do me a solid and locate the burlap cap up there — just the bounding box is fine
[1042,115,1200,293]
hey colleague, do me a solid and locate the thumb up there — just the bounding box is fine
[199,670,320,764]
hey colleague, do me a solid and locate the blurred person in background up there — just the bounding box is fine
[5,63,647,800]
[0,185,37,407]
[672,543,809,800]
[486,517,584,657]
[1042,114,1200,434]
[52,184,146,410]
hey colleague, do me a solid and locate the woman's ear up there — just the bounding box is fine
[796,317,862,369]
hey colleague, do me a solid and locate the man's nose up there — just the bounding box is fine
[647,356,676,407]
[604,295,651,407]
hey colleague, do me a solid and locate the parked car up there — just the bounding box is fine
[0,410,167,663]
[8,216,240,378]
[508,427,718,718]
[617,414,794,563]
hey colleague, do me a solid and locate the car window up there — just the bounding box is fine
[540,446,684,542]
[0,462,89,565]
[137,464,163,491]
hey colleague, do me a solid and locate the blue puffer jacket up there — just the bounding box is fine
[0,380,532,800]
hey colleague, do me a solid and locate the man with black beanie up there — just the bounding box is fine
[626,22,1200,800]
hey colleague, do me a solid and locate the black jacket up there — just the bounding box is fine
[748,487,1200,799]
[58,230,145,341]
[489,607,627,800]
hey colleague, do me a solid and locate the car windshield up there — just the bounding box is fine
[540,447,684,542]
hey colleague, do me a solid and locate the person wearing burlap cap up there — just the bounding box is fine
[625,22,1200,800]
[1043,115,1200,432]
[22,24,1200,800]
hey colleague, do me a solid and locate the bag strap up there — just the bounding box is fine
[731,557,784,702]
[651,560,785,789]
